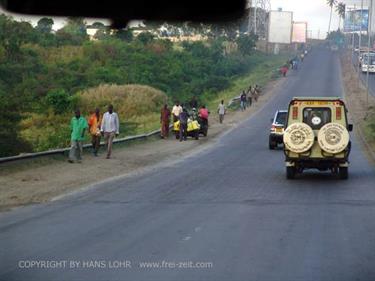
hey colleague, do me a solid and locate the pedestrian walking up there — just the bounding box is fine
[292,59,298,70]
[280,65,288,77]
[179,108,189,142]
[172,101,183,122]
[100,104,119,159]
[240,91,247,111]
[217,100,226,124]
[198,105,209,127]
[68,109,88,163]
[289,59,294,69]
[88,108,102,156]
[160,104,171,139]
[247,87,253,106]
[250,86,256,103]
[191,107,199,121]
[254,84,261,101]
[189,96,198,110]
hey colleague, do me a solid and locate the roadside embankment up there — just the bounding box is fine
[340,50,375,163]
[0,69,287,212]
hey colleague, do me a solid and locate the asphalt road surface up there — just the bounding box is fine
[1,47,375,281]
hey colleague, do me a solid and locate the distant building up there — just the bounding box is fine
[86,24,112,40]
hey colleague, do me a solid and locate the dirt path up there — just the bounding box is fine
[340,50,375,164]
[0,77,285,212]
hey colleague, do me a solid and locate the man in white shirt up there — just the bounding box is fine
[172,101,183,122]
[217,100,226,124]
[100,104,119,159]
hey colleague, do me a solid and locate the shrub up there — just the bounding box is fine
[78,84,168,118]
[45,89,72,114]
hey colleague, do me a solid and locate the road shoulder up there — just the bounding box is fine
[0,76,286,212]
[340,50,375,165]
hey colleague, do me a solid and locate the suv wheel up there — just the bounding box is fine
[339,167,348,180]
[269,142,275,150]
[269,136,276,150]
[286,166,296,179]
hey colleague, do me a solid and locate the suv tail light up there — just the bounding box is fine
[336,107,342,120]
[292,107,298,119]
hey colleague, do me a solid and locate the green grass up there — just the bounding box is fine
[204,55,289,112]
[127,54,289,135]
[363,109,375,149]
[132,54,290,134]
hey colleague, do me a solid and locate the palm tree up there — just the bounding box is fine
[336,2,346,31]
[327,0,337,33]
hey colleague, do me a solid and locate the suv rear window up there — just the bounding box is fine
[303,107,331,130]
[275,112,287,125]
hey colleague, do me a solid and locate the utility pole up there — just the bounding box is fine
[254,4,257,35]
[366,0,373,108]
[359,0,363,49]
[249,0,270,38]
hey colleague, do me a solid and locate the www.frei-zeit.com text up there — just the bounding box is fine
[18,260,214,270]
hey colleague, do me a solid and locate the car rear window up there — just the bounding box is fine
[303,107,331,130]
[275,112,287,125]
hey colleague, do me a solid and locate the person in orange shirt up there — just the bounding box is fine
[88,108,102,156]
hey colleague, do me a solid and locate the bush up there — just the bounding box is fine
[78,84,167,118]
[0,89,32,156]
[45,89,73,114]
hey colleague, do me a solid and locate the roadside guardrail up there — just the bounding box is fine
[1,62,288,164]
[0,128,164,164]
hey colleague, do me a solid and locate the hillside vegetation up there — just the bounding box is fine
[0,14,284,156]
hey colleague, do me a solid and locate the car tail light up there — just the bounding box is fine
[336,107,342,120]
[292,107,298,119]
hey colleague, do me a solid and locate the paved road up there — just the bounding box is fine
[1,48,375,281]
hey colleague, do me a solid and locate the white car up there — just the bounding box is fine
[331,45,338,51]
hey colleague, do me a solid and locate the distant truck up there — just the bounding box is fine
[330,45,338,51]
[361,53,375,73]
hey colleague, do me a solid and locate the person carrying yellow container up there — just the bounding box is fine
[178,108,189,142]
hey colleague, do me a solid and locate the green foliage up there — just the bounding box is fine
[114,28,134,41]
[0,16,272,155]
[137,32,155,45]
[0,86,32,157]
[326,30,345,45]
[236,34,258,56]
[45,89,75,114]
[0,14,39,59]
[56,17,88,45]
[36,17,54,33]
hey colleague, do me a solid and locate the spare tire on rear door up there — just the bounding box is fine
[283,122,314,153]
[318,123,349,154]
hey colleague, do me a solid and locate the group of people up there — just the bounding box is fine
[282,49,309,76]
[240,84,261,111]
[289,51,307,70]
[68,105,120,163]
[160,100,210,141]
[68,88,261,162]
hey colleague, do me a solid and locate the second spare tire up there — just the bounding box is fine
[318,123,349,154]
